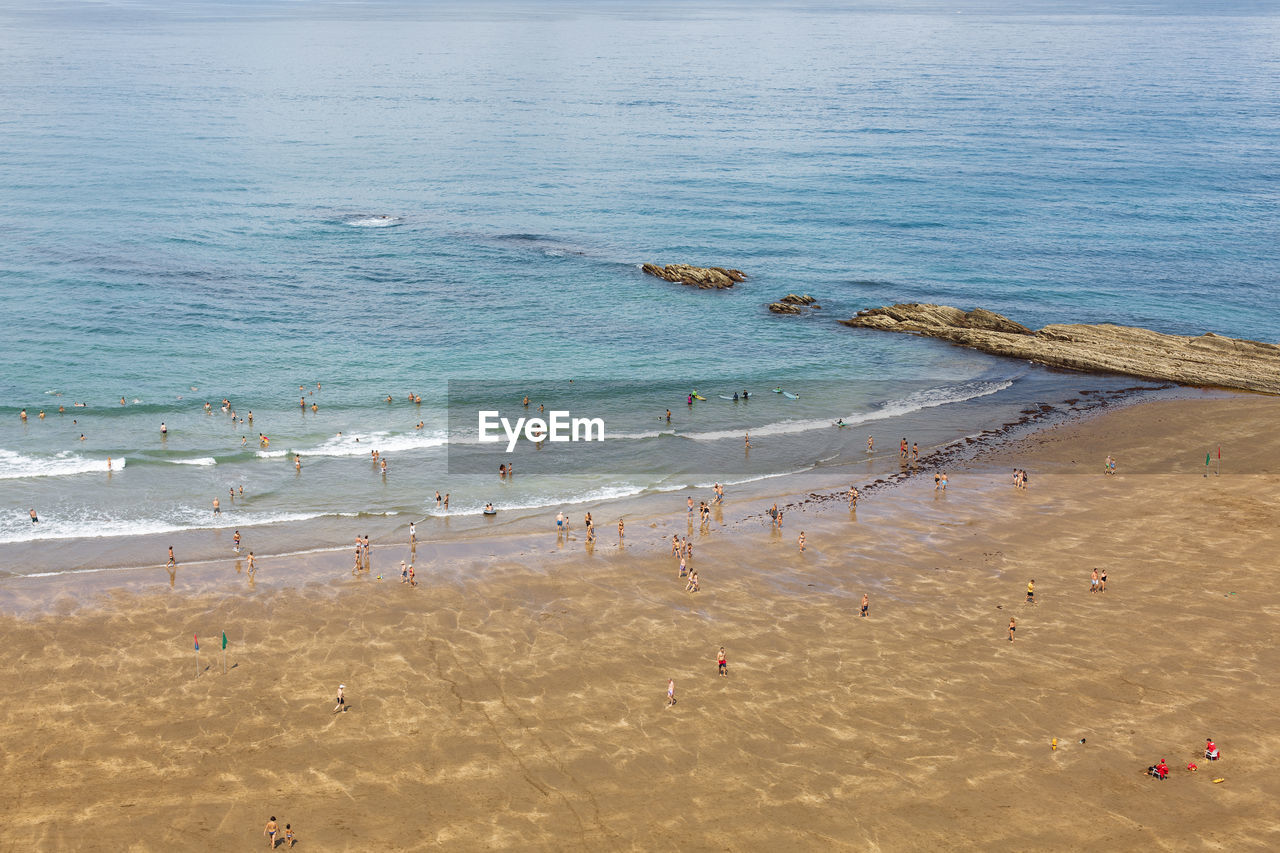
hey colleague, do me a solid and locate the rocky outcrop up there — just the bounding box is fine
[641,263,746,289]
[768,293,822,314]
[842,303,1280,395]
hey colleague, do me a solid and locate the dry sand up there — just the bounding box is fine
[2,394,1278,851]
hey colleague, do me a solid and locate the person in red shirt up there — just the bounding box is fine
[1154,759,1169,780]
[1205,739,1219,760]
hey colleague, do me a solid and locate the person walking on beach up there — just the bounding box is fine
[1008,617,1016,642]
[213,497,220,516]
[687,496,694,516]
[435,490,441,508]
[246,552,256,575]
[861,593,870,617]
[556,511,565,533]
[1090,568,1100,593]
[29,508,38,524]
[686,570,699,592]
[769,503,779,529]
[233,530,241,553]
[1026,579,1035,605]
[848,487,859,508]
[443,493,449,510]
[284,824,296,848]
[744,432,750,450]
[900,438,908,460]
[718,646,728,676]
[617,518,625,545]
[1099,569,1107,593]
[401,560,409,583]
[666,678,676,708]
[409,522,416,545]
[940,472,948,490]
[867,435,874,453]
[911,442,919,462]
[166,546,176,568]
[334,684,346,713]
[797,531,806,552]
[264,816,278,848]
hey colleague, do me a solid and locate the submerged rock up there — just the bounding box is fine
[641,263,746,289]
[769,293,821,314]
[842,303,1280,395]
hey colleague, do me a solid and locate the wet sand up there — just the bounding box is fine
[2,394,1278,851]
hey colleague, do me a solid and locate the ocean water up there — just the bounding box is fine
[0,1,1277,572]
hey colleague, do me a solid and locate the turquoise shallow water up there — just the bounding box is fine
[0,1,1276,568]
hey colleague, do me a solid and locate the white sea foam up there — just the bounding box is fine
[170,457,217,466]
[0,508,329,545]
[0,450,125,480]
[682,380,1014,442]
[308,430,448,457]
[347,216,402,227]
[422,483,649,517]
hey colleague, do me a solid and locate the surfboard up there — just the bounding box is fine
[718,395,736,401]
[782,391,799,400]
[692,394,706,401]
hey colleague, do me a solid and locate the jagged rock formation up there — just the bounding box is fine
[641,263,746,289]
[768,294,821,314]
[841,304,1280,395]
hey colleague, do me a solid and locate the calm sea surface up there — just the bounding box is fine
[1,1,1276,572]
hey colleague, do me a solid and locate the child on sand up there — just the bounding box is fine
[284,824,296,848]
[1008,617,1016,642]
[1026,579,1035,604]
[861,593,870,617]
[718,647,728,677]
[666,678,676,707]
[334,684,346,713]
[798,531,806,552]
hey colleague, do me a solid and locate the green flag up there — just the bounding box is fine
[1206,452,1211,467]
[222,631,228,650]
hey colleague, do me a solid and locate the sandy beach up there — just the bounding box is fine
[3,393,1278,851]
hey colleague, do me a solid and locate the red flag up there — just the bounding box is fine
[194,634,199,652]
[1217,446,1221,460]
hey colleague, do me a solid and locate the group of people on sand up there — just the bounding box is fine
[933,471,949,491]
[672,533,698,591]
[262,816,297,848]
[899,437,919,463]
[1089,567,1108,593]
[1011,468,1029,489]
[1148,738,1220,780]
[352,534,372,574]
[1103,454,1118,475]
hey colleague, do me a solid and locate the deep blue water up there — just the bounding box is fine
[0,1,1276,566]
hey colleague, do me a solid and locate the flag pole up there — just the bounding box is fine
[1217,445,1221,477]
[194,634,200,678]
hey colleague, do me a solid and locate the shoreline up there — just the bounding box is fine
[0,379,1201,615]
